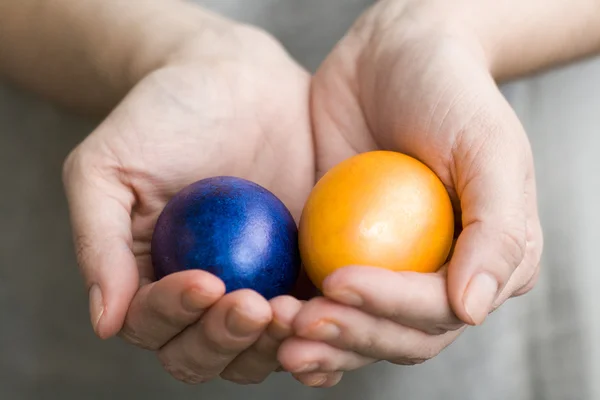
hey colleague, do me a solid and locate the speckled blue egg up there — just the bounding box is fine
[151,176,301,299]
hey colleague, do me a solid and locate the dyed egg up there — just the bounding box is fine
[151,176,301,299]
[299,151,454,289]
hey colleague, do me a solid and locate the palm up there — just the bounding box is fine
[82,55,314,282]
[312,33,489,203]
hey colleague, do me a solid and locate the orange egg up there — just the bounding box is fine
[298,151,454,289]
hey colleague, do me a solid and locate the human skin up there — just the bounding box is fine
[0,0,338,387]
[277,0,600,384]
[1,0,600,389]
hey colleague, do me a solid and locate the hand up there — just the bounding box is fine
[278,0,543,382]
[62,21,335,385]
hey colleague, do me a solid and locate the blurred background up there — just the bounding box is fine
[1,1,599,399]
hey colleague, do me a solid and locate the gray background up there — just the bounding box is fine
[1,1,599,399]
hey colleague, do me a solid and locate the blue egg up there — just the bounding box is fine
[151,176,301,299]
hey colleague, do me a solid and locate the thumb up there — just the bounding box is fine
[63,150,139,339]
[446,96,530,326]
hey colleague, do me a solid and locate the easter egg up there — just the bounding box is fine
[298,151,454,289]
[151,176,301,299]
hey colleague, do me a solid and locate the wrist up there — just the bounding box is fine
[133,5,292,85]
[404,0,600,81]
[124,4,248,87]
[362,0,490,76]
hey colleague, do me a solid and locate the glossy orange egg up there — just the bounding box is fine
[298,151,454,289]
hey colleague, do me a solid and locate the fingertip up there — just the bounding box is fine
[180,286,223,313]
[321,265,364,291]
[461,271,500,326]
[91,256,140,339]
[191,270,227,295]
[269,296,302,329]
[279,337,368,374]
[87,284,105,337]
[294,372,343,388]
[95,312,122,340]
[294,372,344,388]
[321,372,344,388]
[93,300,127,340]
[200,289,273,342]
[94,291,137,340]
[266,296,303,340]
[447,226,505,326]
[321,266,390,307]
[278,337,319,373]
[269,294,302,310]
[175,271,226,312]
[84,266,138,339]
[229,289,273,324]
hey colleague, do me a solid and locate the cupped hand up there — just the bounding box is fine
[62,23,330,385]
[279,0,543,382]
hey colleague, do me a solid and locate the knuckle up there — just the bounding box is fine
[118,326,159,350]
[498,228,527,267]
[74,234,95,270]
[203,328,240,357]
[511,227,543,298]
[146,298,183,329]
[74,233,125,275]
[158,353,214,385]
[352,331,379,355]
[389,336,444,365]
[349,322,401,360]
[324,266,356,288]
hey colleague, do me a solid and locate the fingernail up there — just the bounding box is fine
[329,290,363,307]
[463,272,499,325]
[304,320,341,341]
[88,284,104,334]
[294,362,319,373]
[305,373,329,387]
[226,304,269,337]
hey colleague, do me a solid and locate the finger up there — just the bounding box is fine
[322,266,463,334]
[494,175,544,306]
[447,92,530,326]
[510,262,541,299]
[220,295,302,384]
[119,270,225,350]
[293,371,344,388]
[279,337,372,374]
[62,149,138,339]
[157,289,272,384]
[293,297,464,363]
